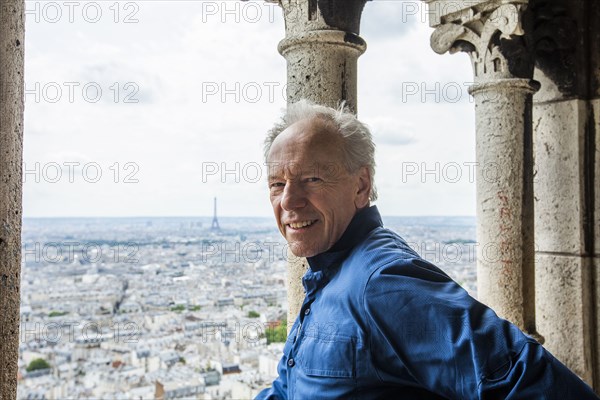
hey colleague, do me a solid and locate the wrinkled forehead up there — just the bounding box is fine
[267,119,347,179]
[268,118,346,160]
[266,159,347,180]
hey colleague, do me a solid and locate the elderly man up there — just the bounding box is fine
[256,100,598,399]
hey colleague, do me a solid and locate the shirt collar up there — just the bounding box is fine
[306,205,383,274]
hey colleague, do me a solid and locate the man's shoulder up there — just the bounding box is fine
[341,226,451,285]
[350,226,420,267]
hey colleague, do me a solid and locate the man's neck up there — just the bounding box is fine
[306,205,382,272]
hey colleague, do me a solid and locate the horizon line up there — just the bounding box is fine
[22,214,477,219]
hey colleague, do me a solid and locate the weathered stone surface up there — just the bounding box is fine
[430,2,533,82]
[278,0,368,111]
[286,251,308,332]
[590,99,599,388]
[279,0,368,36]
[531,0,588,102]
[470,79,538,331]
[278,30,366,111]
[595,255,600,387]
[591,0,600,97]
[425,0,527,28]
[535,253,594,384]
[532,0,600,101]
[593,99,600,258]
[530,0,599,391]
[0,0,24,399]
[533,100,587,254]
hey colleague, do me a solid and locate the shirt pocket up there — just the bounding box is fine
[297,334,356,378]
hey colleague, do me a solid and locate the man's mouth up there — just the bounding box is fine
[287,220,318,230]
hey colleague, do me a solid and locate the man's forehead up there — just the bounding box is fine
[272,118,341,149]
[266,118,347,178]
[267,160,346,179]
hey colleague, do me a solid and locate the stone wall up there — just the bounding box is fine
[531,0,600,386]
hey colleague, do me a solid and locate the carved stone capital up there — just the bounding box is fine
[429,1,534,81]
[279,0,368,35]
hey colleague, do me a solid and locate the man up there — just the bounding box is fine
[256,100,599,399]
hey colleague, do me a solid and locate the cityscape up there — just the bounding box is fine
[17,212,477,399]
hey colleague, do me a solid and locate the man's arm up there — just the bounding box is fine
[363,257,599,399]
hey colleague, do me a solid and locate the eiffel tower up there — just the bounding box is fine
[211,197,220,230]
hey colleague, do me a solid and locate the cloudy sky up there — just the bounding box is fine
[23,0,476,218]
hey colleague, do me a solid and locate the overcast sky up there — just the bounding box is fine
[23,0,476,218]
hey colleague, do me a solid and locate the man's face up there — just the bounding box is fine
[267,118,371,257]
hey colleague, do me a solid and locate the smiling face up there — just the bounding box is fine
[267,118,371,257]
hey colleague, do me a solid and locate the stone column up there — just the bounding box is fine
[276,0,368,325]
[0,0,24,399]
[278,0,368,112]
[428,0,541,337]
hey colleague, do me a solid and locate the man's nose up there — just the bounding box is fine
[281,181,307,211]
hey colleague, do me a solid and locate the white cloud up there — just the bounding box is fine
[369,116,417,146]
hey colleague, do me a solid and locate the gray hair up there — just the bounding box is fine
[264,99,377,201]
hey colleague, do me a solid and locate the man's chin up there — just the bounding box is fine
[287,243,319,258]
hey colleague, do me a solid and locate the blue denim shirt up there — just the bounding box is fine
[256,206,598,399]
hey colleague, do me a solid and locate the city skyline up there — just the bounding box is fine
[18,213,477,398]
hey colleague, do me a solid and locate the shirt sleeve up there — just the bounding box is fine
[363,256,599,399]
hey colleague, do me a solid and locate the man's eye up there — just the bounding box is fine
[269,182,285,189]
[306,177,321,183]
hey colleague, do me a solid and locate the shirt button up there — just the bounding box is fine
[287,358,295,367]
[304,308,311,316]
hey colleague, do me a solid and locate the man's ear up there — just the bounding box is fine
[354,166,371,209]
